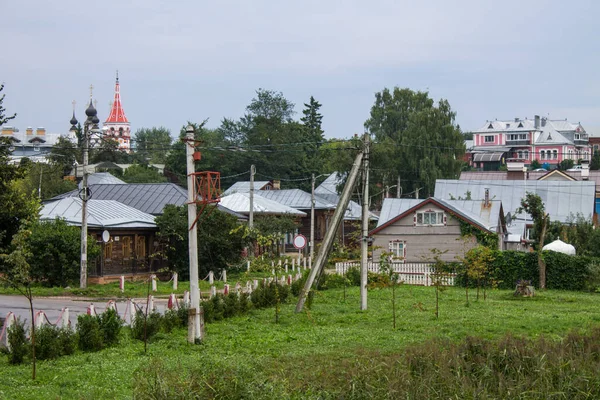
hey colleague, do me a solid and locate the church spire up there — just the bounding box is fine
[105,71,128,124]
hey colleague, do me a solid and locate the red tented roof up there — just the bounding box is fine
[105,78,129,124]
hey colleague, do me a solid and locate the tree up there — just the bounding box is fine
[529,159,541,170]
[0,83,16,125]
[241,88,295,128]
[300,96,325,146]
[591,151,600,170]
[559,159,575,171]
[16,162,77,200]
[112,164,167,183]
[91,138,132,164]
[133,127,172,164]
[155,205,247,280]
[365,88,465,197]
[516,192,549,289]
[49,136,80,176]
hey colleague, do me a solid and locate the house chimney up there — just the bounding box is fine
[484,188,490,207]
[26,127,33,135]
[541,117,547,127]
[506,159,526,180]
[272,180,281,190]
[514,117,519,123]
[534,115,540,129]
[581,159,590,180]
[1,126,15,135]
[36,127,46,136]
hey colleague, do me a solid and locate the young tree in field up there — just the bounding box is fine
[365,88,465,197]
[426,248,450,319]
[371,251,402,329]
[516,192,549,289]
[455,235,476,306]
[465,245,495,301]
[0,221,38,379]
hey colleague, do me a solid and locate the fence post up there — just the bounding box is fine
[173,272,178,290]
[151,274,157,292]
[119,275,125,293]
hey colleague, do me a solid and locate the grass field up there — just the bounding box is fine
[1,285,600,399]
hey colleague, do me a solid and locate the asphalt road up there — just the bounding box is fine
[0,295,168,328]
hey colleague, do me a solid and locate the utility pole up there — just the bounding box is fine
[296,150,364,312]
[415,187,420,199]
[397,176,401,198]
[79,96,99,289]
[360,133,370,310]
[310,173,316,261]
[185,125,202,343]
[249,165,255,228]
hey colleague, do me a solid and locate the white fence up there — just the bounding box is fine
[334,261,456,286]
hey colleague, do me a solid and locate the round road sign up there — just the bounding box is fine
[293,234,307,249]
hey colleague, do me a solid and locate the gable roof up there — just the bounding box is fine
[41,198,156,229]
[434,179,595,223]
[371,197,499,236]
[223,181,271,195]
[219,193,306,216]
[79,172,126,189]
[314,172,378,220]
[255,189,335,210]
[537,169,577,181]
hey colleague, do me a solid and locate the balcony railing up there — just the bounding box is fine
[505,140,530,146]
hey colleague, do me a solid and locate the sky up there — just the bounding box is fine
[2,0,599,139]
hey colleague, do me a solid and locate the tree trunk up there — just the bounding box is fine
[538,214,549,289]
[392,284,396,329]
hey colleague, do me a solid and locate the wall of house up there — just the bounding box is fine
[372,207,479,263]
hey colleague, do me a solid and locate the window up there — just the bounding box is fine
[540,151,545,160]
[484,135,494,143]
[122,237,132,258]
[524,151,529,160]
[508,133,527,141]
[553,150,558,160]
[517,151,523,159]
[104,242,113,260]
[416,211,445,226]
[33,144,40,152]
[388,240,406,260]
[136,236,146,258]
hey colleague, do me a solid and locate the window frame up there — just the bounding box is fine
[388,240,406,262]
[484,135,494,143]
[416,211,446,226]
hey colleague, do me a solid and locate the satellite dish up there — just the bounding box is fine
[102,230,110,243]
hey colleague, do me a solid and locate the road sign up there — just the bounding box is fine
[293,234,307,249]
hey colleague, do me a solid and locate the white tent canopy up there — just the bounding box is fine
[542,239,576,255]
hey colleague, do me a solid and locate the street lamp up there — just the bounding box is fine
[70,97,101,289]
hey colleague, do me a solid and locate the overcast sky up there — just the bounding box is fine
[2,0,599,139]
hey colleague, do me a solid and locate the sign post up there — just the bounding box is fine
[293,234,307,258]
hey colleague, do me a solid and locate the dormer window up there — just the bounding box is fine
[416,211,445,226]
[518,122,523,128]
[488,123,494,129]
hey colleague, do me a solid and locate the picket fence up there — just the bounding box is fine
[334,261,456,286]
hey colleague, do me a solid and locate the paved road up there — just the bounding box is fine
[0,295,168,328]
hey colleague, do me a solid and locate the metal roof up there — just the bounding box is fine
[434,179,595,223]
[219,193,307,216]
[314,173,378,220]
[473,152,504,162]
[377,198,502,231]
[223,181,271,195]
[41,197,156,229]
[78,172,126,189]
[255,189,335,210]
[50,183,246,219]
[314,172,343,196]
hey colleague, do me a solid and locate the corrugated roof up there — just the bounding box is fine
[41,198,156,229]
[49,183,246,219]
[223,181,271,195]
[314,173,343,196]
[219,193,307,216]
[435,179,595,223]
[78,172,126,189]
[255,189,335,210]
[377,199,422,227]
[314,173,378,220]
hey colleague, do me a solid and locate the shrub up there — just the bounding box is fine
[57,327,76,356]
[201,299,214,323]
[77,314,103,352]
[176,304,189,327]
[131,310,162,342]
[99,308,122,347]
[162,309,180,333]
[251,281,289,309]
[585,260,600,292]
[7,318,28,365]
[321,273,351,289]
[223,292,241,318]
[35,325,60,360]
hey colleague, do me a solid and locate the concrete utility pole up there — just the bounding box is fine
[397,176,401,198]
[249,165,255,228]
[296,150,364,313]
[310,173,316,261]
[185,125,202,343]
[360,133,370,310]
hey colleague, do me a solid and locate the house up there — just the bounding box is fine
[435,178,596,243]
[40,197,164,278]
[370,197,506,263]
[0,125,76,164]
[469,115,591,170]
[223,180,277,195]
[218,192,307,218]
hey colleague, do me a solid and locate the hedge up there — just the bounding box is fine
[457,250,596,291]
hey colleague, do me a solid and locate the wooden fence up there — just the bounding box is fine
[334,261,456,286]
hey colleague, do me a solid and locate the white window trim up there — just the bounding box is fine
[388,240,406,262]
[484,135,494,143]
[415,210,446,226]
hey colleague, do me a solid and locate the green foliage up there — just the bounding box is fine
[529,159,541,170]
[131,310,162,342]
[515,192,549,248]
[161,309,180,333]
[591,150,600,170]
[155,205,246,279]
[49,136,80,176]
[76,314,103,352]
[91,138,133,164]
[559,159,575,171]
[112,164,167,183]
[0,83,16,125]
[6,318,28,365]
[26,218,100,287]
[251,281,290,309]
[17,162,77,200]
[99,308,123,347]
[34,325,76,360]
[133,127,172,164]
[459,219,498,249]
[365,87,465,197]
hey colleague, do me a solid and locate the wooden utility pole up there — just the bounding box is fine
[185,125,203,343]
[360,133,370,310]
[80,120,89,289]
[296,150,364,312]
[249,165,255,228]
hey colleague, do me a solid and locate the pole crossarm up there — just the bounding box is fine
[188,171,221,230]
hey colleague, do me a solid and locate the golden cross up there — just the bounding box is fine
[89,84,94,98]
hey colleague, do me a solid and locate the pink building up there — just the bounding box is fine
[103,72,131,152]
[470,115,590,170]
